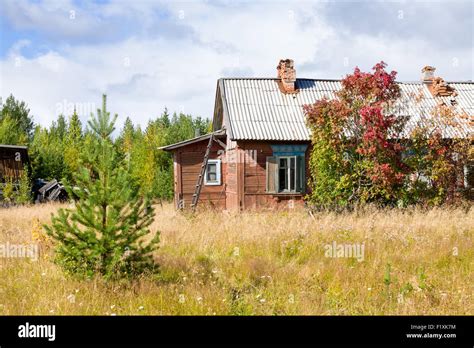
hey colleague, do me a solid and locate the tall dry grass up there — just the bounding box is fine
[0,203,472,315]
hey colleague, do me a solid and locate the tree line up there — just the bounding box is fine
[0,94,210,203]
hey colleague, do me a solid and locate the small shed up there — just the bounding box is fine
[0,144,29,183]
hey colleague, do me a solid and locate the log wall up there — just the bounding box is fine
[0,147,29,183]
[173,140,226,209]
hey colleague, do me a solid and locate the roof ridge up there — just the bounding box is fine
[219,77,340,81]
[219,77,474,84]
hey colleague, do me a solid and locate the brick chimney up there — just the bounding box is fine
[277,59,297,93]
[421,66,456,97]
[421,66,435,84]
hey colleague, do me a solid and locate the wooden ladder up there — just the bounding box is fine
[191,133,214,211]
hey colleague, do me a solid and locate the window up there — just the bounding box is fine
[266,144,307,194]
[204,159,221,186]
[278,156,296,192]
[266,155,305,194]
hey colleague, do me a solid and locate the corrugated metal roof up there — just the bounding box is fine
[159,129,226,151]
[221,78,474,140]
[0,144,28,149]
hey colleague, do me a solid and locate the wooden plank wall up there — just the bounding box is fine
[225,148,239,211]
[173,152,181,209]
[238,141,310,210]
[0,148,28,182]
[171,139,313,211]
[175,141,226,209]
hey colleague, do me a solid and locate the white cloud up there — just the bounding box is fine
[2,0,103,39]
[0,1,472,129]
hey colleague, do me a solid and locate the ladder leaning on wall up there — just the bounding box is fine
[191,133,215,212]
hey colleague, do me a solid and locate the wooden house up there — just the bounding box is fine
[161,60,474,211]
[0,144,29,183]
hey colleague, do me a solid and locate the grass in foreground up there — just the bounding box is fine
[0,203,472,315]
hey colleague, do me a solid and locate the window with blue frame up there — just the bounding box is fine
[266,145,307,194]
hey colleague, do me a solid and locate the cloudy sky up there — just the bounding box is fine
[0,0,473,128]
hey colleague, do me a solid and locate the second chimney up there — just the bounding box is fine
[277,59,296,93]
[421,66,436,84]
[421,65,456,97]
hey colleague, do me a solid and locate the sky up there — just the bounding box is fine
[0,0,473,128]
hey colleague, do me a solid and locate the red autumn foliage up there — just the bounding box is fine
[357,105,397,155]
[339,61,400,104]
[305,61,407,204]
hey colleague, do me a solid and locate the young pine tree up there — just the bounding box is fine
[45,95,160,279]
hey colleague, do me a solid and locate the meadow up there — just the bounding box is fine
[0,203,472,315]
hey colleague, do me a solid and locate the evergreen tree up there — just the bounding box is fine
[45,95,160,279]
[0,95,34,141]
[117,116,135,165]
[64,108,83,181]
[0,114,28,145]
[156,107,170,128]
[30,122,66,180]
[53,114,68,141]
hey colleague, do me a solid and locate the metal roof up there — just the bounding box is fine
[220,78,474,140]
[0,144,28,149]
[159,129,226,151]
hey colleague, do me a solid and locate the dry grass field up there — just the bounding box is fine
[0,203,473,315]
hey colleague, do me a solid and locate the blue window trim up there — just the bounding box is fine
[271,144,308,157]
[270,144,307,193]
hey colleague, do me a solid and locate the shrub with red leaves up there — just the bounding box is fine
[305,62,406,206]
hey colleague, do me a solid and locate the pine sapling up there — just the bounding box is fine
[45,95,160,279]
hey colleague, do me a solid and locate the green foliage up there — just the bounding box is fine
[0,115,29,145]
[306,99,354,207]
[45,95,160,280]
[4,93,210,202]
[115,110,210,200]
[63,110,83,182]
[2,177,15,203]
[383,263,392,286]
[305,63,405,207]
[29,109,84,184]
[16,167,32,205]
[0,94,34,143]
[30,124,67,180]
[399,105,473,205]
[281,235,304,259]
